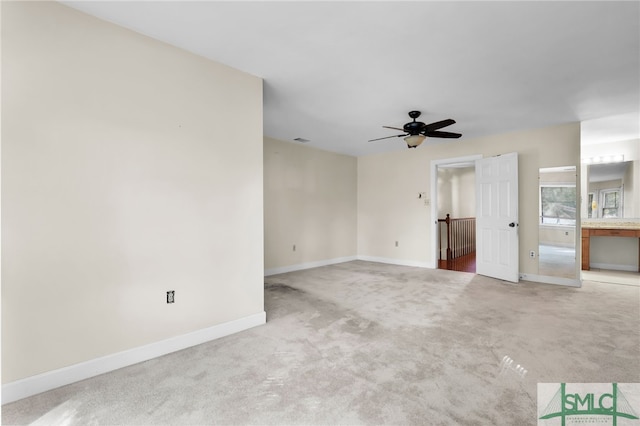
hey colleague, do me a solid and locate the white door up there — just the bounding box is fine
[475,153,519,282]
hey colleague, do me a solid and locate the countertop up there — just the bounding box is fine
[582,220,640,230]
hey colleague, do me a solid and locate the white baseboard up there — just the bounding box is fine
[2,311,266,405]
[589,262,638,272]
[264,256,357,276]
[357,255,436,269]
[519,273,581,287]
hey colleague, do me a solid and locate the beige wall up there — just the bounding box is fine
[540,170,575,184]
[358,123,581,273]
[539,226,575,247]
[623,161,635,218]
[2,2,264,383]
[437,167,475,218]
[589,237,639,270]
[589,179,623,193]
[264,137,357,270]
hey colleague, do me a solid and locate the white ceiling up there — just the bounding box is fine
[63,1,640,157]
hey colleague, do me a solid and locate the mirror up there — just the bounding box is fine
[539,166,577,279]
[586,160,638,219]
[580,115,639,284]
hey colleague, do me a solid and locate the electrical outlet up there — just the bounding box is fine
[529,251,536,258]
[395,241,399,247]
[167,291,175,304]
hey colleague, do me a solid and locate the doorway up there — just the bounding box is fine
[431,156,480,273]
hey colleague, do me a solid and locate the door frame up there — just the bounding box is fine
[430,154,482,269]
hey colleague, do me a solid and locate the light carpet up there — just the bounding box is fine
[582,269,640,286]
[3,260,639,425]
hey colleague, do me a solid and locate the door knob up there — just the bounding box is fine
[508,222,516,227]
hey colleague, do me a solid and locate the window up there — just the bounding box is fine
[540,185,576,225]
[588,187,623,219]
[600,188,622,218]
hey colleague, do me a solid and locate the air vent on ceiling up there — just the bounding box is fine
[293,137,310,143]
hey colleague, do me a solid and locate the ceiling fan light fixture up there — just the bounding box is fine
[368,111,461,146]
[404,134,426,148]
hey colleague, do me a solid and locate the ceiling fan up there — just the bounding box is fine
[369,111,462,148]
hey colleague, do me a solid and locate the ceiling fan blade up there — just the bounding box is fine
[424,130,462,139]
[368,134,406,142]
[424,119,456,131]
[383,126,405,131]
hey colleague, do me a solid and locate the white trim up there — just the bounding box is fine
[357,255,435,269]
[430,155,482,270]
[519,273,582,287]
[264,256,357,276]
[2,312,266,404]
[589,262,638,272]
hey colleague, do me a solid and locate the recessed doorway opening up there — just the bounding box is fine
[431,156,479,273]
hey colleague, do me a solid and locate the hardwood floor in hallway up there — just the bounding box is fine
[438,251,476,273]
